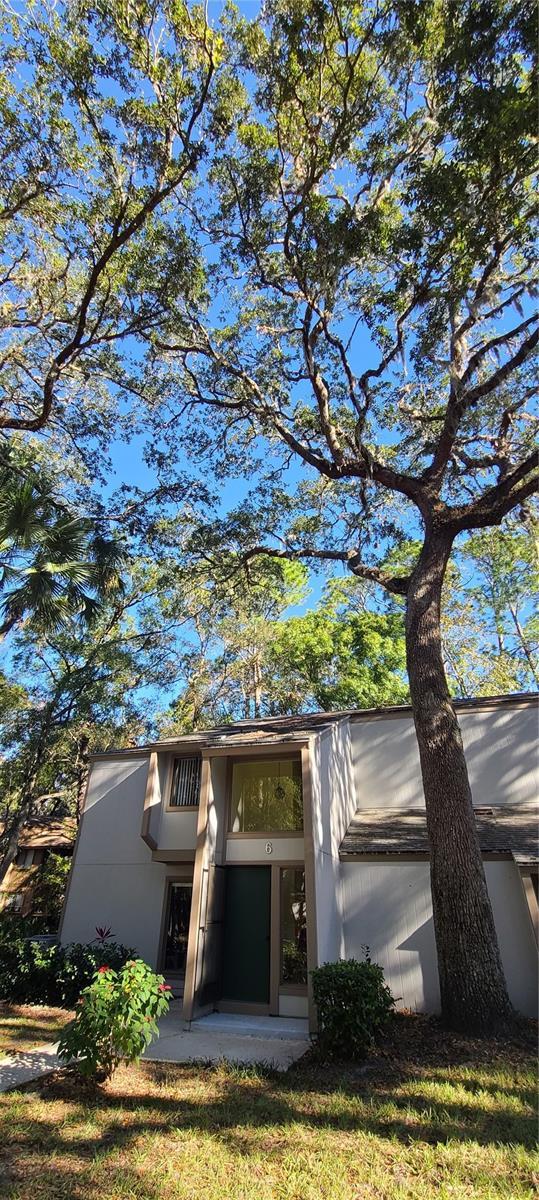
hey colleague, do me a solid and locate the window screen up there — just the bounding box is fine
[169,757,201,808]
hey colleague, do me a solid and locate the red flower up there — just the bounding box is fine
[98,965,110,974]
[159,983,172,992]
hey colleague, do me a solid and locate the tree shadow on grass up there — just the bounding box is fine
[0,1061,536,1200]
[2,1053,536,1150]
[0,1018,69,1055]
[1,1013,536,1198]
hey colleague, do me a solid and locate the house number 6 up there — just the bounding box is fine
[265,841,273,855]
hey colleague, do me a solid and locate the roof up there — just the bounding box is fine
[18,819,77,850]
[153,711,343,746]
[91,692,538,760]
[340,806,539,864]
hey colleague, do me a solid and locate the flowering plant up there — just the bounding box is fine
[58,959,173,1080]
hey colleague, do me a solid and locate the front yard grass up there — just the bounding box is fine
[0,1004,74,1056]
[0,1014,536,1199]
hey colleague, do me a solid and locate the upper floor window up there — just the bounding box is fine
[169,757,201,808]
[230,758,303,833]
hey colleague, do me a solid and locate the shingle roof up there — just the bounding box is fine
[19,819,77,849]
[340,806,538,864]
[90,692,537,760]
[153,711,345,747]
[152,693,537,743]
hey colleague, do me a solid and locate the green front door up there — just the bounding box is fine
[221,866,271,1004]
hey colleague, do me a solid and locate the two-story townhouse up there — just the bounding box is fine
[60,694,538,1031]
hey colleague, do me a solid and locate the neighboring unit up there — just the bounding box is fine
[1,819,76,919]
[60,695,538,1030]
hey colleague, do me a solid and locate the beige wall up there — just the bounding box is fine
[77,758,151,863]
[279,994,309,1018]
[311,721,356,966]
[341,858,538,1017]
[158,809,199,851]
[484,860,538,1016]
[61,757,170,967]
[144,753,199,851]
[341,860,440,1012]
[350,702,538,811]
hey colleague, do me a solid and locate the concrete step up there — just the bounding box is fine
[192,1013,310,1041]
[164,977,184,999]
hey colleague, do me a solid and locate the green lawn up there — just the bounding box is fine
[0,1004,74,1056]
[0,1014,536,1199]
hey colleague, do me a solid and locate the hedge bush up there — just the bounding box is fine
[311,953,394,1061]
[0,935,135,1007]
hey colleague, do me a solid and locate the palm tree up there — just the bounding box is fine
[0,450,125,637]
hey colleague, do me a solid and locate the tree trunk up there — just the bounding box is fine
[405,529,514,1034]
[75,733,90,823]
[0,801,32,888]
[508,604,539,688]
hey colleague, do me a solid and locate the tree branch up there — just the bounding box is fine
[238,544,410,596]
[447,451,539,533]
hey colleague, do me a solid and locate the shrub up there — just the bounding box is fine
[0,937,135,1006]
[311,953,394,1061]
[0,913,49,941]
[58,959,173,1079]
[30,853,72,929]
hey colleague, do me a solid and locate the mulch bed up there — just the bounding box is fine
[287,1011,538,1090]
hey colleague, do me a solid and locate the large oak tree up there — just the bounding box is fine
[1,0,537,1033]
[145,0,538,1032]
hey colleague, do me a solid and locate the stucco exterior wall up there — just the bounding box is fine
[341,858,538,1017]
[158,808,199,851]
[311,721,356,966]
[279,994,309,1018]
[483,861,538,1016]
[350,702,538,811]
[144,753,200,851]
[191,756,229,1010]
[61,757,170,967]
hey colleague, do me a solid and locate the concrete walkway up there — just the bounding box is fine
[143,1008,310,1070]
[0,1009,310,1090]
[0,1043,62,1093]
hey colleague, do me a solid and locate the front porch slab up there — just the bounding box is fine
[193,1013,309,1040]
[143,1006,310,1070]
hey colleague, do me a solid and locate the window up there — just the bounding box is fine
[5,892,24,912]
[169,757,201,808]
[280,868,307,985]
[229,758,303,833]
[15,848,34,869]
[162,882,192,973]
